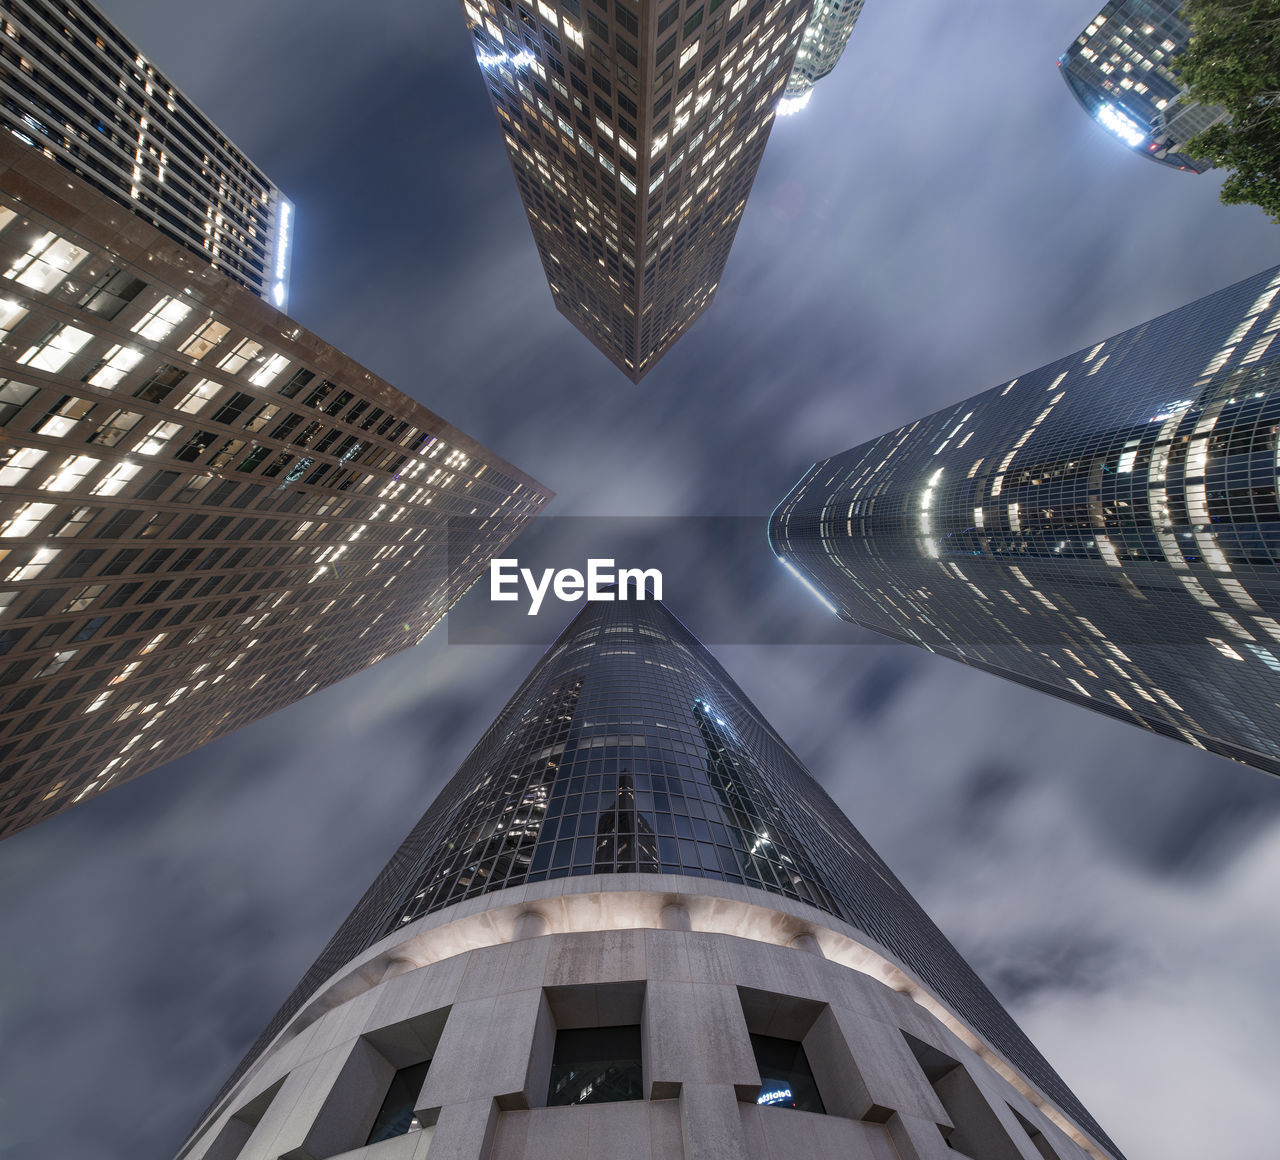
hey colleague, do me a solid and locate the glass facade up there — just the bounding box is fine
[0,137,552,837]
[214,594,1121,1158]
[0,0,293,305]
[547,1025,644,1105]
[460,0,813,379]
[1059,0,1226,173]
[780,0,864,106]
[365,1061,430,1144]
[772,264,1280,776]
[750,1033,825,1113]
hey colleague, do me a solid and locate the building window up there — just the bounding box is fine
[1010,1105,1063,1160]
[547,1025,643,1105]
[749,1034,825,1113]
[365,1060,431,1145]
[77,268,145,320]
[199,1077,284,1160]
[903,1032,1022,1156]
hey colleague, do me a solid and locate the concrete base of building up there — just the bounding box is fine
[177,876,1108,1160]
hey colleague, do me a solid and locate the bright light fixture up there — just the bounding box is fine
[1096,103,1145,147]
[776,89,812,117]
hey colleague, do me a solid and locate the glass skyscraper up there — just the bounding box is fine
[180,596,1122,1160]
[1059,0,1225,173]
[460,0,813,380]
[0,135,551,839]
[772,265,1280,776]
[778,0,865,114]
[0,0,294,305]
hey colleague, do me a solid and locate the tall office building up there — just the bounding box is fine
[178,595,1122,1160]
[777,0,865,114]
[460,0,814,380]
[772,265,1280,776]
[1059,1,1225,172]
[0,0,294,306]
[0,137,552,839]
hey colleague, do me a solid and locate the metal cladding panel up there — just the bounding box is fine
[210,596,1122,1158]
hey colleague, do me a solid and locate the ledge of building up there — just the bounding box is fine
[224,875,1108,1160]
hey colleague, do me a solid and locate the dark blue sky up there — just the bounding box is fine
[1,2,1278,1157]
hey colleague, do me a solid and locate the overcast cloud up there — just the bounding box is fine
[0,1,1278,1158]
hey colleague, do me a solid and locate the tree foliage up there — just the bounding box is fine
[1178,0,1280,221]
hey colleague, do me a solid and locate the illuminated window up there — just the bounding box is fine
[130,296,191,342]
[0,296,28,339]
[32,395,95,438]
[18,324,93,373]
[8,546,59,580]
[5,232,89,293]
[178,318,231,360]
[248,352,289,387]
[0,501,54,538]
[135,420,183,455]
[36,648,77,678]
[172,378,220,414]
[0,448,52,490]
[84,344,145,389]
[89,462,141,496]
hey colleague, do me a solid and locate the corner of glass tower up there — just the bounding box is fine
[179,594,1125,1160]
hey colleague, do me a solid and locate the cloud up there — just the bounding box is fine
[1,0,1278,1158]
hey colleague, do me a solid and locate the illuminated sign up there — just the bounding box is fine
[757,1082,794,1106]
[271,199,293,309]
[490,558,663,615]
[1096,103,1145,148]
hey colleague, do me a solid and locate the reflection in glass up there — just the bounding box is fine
[750,1034,825,1113]
[365,1060,430,1145]
[547,1026,643,1106]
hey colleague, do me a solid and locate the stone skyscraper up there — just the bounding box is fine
[460,0,814,380]
[0,136,551,839]
[0,0,295,306]
[772,265,1280,776]
[177,596,1122,1160]
[1059,0,1225,173]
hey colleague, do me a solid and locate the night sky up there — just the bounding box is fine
[1,2,1279,1158]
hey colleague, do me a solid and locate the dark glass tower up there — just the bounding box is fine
[182,597,1122,1160]
[771,265,1280,776]
[1059,1,1225,173]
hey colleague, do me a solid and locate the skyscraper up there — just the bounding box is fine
[0,136,552,839]
[771,264,1280,776]
[460,0,814,380]
[777,0,865,114]
[178,595,1122,1160]
[1059,1,1225,173]
[0,0,294,306]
